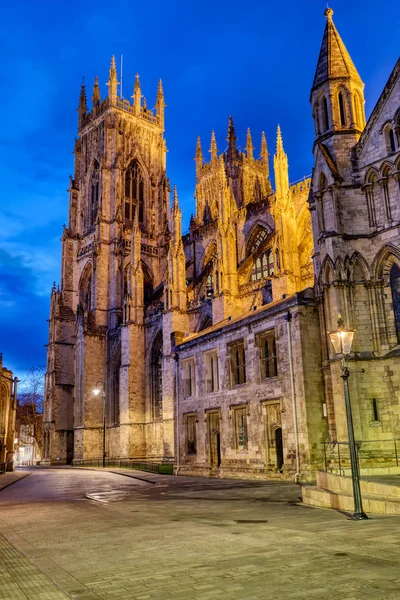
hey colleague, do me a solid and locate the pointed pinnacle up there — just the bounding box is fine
[260,131,269,159]
[109,55,117,79]
[134,73,140,91]
[209,131,218,158]
[196,136,203,155]
[246,128,254,158]
[276,125,284,154]
[173,184,179,210]
[79,82,87,110]
[226,115,237,143]
[157,79,164,96]
[324,6,334,20]
[92,76,100,103]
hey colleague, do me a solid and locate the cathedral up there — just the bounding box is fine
[43,10,400,481]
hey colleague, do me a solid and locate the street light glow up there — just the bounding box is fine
[92,388,101,396]
[328,313,355,356]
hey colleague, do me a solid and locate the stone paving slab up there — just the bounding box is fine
[0,532,68,599]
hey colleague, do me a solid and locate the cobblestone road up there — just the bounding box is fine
[1,468,400,600]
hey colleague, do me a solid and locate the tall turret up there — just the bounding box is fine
[226,115,237,160]
[310,8,366,171]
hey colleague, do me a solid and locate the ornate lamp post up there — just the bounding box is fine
[92,381,106,468]
[328,315,368,520]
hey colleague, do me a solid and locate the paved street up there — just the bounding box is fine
[1,469,400,600]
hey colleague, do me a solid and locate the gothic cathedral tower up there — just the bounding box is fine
[43,58,171,464]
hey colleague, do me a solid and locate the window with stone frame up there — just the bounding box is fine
[125,160,144,223]
[390,263,400,343]
[185,413,197,455]
[182,358,196,398]
[233,406,248,451]
[250,248,274,282]
[90,162,100,227]
[229,341,246,387]
[257,330,278,379]
[204,351,219,393]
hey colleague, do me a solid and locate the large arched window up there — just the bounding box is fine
[90,161,100,227]
[151,333,163,418]
[250,249,274,282]
[108,346,121,425]
[248,227,269,254]
[125,160,144,223]
[390,263,400,343]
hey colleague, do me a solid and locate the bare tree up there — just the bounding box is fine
[17,366,45,457]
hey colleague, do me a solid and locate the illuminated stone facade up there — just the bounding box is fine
[310,9,400,464]
[44,10,400,479]
[0,355,17,472]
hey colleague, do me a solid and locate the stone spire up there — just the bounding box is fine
[195,136,203,175]
[156,79,165,128]
[171,185,182,245]
[209,131,218,163]
[274,126,289,201]
[312,8,363,93]
[246,128,254,160]
[226,115,237,159]
[91,76,101,108]
[106,56,119,104]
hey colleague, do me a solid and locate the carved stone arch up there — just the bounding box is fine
[201,242,218,272]
[365,167,379,184]
[372,245,400,346]
[395,154,400,171]
[320,256,335,285]
[372,244,400,281]
[79,260,93,310]
[245,223,271,256]
[349,252,370,282]
[380,160,394,177]
[334,257,346,281]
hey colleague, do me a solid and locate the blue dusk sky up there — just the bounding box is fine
[0,0,399,377]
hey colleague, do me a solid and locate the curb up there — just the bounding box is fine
[0,472,31,493]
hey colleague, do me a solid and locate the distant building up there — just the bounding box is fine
[0,354,17,472]
[15,405,42,466]
[43,10,400,479]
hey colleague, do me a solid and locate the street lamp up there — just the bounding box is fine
[92,381,106,468]
[328,315,368,520]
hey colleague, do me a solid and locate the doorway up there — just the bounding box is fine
[275,427,284,471]
[208,411,221,468]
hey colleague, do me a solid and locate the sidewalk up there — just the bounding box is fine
[0,471,31,492]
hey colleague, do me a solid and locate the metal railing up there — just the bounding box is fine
[72,458,174,475]
[323,439,400,474]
